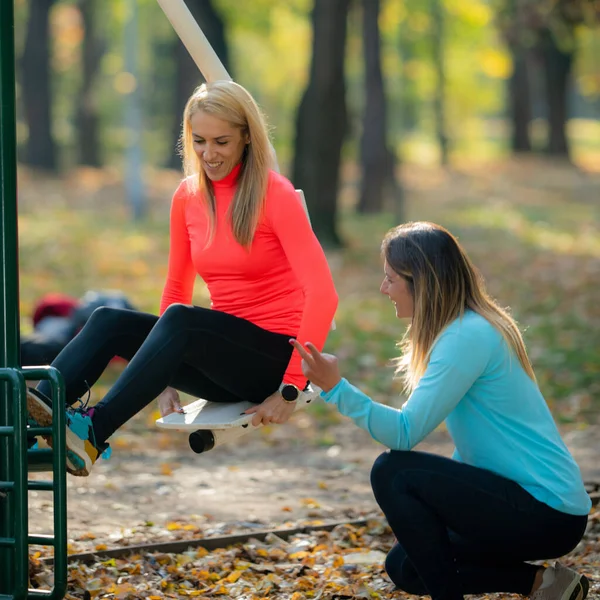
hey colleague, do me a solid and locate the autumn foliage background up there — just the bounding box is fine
[8,0,600,597]
[13,0,600,420]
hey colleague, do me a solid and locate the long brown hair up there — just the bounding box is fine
[181,80,272,248]
[382,221,536,392]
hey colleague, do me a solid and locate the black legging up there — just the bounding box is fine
[370,450,588,600]
[37,304,294,444]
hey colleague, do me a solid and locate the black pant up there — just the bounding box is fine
[370,450,588,600]
[38,305,293,443]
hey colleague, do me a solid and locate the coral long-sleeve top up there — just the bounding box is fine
[160,163,338,389]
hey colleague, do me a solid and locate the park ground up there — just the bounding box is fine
[21,156,600,598]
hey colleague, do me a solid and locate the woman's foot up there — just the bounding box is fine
[531,562,589,600]
[26,388,110,477]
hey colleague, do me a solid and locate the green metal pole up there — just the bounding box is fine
[0,0,22,596]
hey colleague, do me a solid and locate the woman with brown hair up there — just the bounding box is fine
[292,221,590,600]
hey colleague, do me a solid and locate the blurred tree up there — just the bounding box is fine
[124,0,145,220]
[166,0,231,169]
[431,0,449,165]
[21,0,58,171]
[76,0,105,167]
[293,0,351,248]
[397,18,420,135]
[358,0,403,215]
[505,17,533,151]
[540,26,573,156]
[498,0,600,159]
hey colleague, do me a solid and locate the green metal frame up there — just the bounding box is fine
[0,3,67,599]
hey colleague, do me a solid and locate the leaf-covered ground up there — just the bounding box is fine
[17,157,600,597]
[28,512,600,599]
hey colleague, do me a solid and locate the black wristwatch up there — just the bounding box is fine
[279,383,300,403]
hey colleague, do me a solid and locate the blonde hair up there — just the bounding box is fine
[382,221,536,393]
[181,80,272,248]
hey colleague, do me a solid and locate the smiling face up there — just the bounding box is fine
[380,260,414,319]
[190,110,249,181]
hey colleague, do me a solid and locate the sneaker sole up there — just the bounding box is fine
[578,576,590,600]
[563,575,590,600]
[26,390,92,477]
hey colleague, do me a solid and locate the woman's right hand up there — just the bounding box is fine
[157,386,184,417]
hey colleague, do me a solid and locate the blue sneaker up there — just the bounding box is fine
[27,417,39,450]
[26,388,110,477]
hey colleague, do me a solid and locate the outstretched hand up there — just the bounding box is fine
[290,340,341,393]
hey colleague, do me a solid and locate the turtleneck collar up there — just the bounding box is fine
[211,162,242,189]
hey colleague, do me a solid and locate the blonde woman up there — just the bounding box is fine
[293,222,590,600]
[27,81,338,477]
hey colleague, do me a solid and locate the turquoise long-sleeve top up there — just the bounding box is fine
[322,310,591,516]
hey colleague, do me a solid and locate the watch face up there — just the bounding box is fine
[281,384,299,402]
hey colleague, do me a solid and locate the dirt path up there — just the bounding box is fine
[28,417,600,553]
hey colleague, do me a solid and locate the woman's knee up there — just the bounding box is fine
[385,544,425,594]
[85,306,130,331]
[370,450,411,498]
[159,303,197,331]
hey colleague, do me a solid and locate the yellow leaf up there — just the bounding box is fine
[300,498,321,508]
[225,571,242,583]
[161,463,173,476]
[333,555,344,568]
[166,522,182,531]
[94,544,107,551]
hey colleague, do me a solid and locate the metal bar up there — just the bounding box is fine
[23,367,67,600]
[0,0,22,596]
[28,535,55,547]
[27,481,53,492]
[26,427,52,437]
[26,449,54,471]
[0,369,27,600]
[155,0,231,82]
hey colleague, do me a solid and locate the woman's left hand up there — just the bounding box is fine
[244,390,296,427]
[290,340,341,393]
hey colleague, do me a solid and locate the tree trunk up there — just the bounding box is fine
[166,0,231,169]
[76,0,104,167]
[358,0,402,215]
[398,26,419,133]
[508,46,532,152]
[21,0,58,171]
[539,28,573,158]
[431,0,449,165]
[292,0,350,248]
